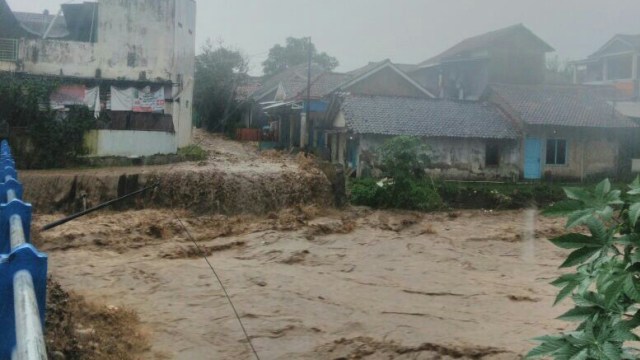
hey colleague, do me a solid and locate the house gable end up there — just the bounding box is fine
[590,37,638,58]
[344,66,431,98]
[336,62,434,98]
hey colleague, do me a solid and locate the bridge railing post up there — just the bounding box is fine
[0,140,48,360]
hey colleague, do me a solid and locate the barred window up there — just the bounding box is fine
[0,39,18,62]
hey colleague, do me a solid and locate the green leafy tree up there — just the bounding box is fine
[378,136,431,181]
[378,136,436,210]
[194,40,248,132]
[528,179,640,359]
[262,37,339,77]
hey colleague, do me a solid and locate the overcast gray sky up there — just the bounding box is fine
[6,0,640,75]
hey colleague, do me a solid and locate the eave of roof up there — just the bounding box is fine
[587,34,640,59]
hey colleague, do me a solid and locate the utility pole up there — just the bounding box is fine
[301,36,312,149]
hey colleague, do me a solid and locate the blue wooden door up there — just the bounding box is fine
[524,138,542,180]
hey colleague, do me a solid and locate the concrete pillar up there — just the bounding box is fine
[603,58,609,81]
[632,53,638,80]
[572,65,578,84]
[312,128,318,148]
[330,134,338,162]
[289,115,295,149]
[338,133,345,165]
[300,112,307,148]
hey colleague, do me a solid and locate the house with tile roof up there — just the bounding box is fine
[326,83,639,181]
[406,24,554,101]
[251,60,433,149]
[330,95,521,178]
[571,34,640,119]
[572,34,640,89]
[488,84,639,181]
[251,24,638,181]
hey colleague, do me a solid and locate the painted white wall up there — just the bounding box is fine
[333,111,347,128]
[87,130,177,157]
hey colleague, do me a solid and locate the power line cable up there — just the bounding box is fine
[169,207,261,360]
[157,83,263,359]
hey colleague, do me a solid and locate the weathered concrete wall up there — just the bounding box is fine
[171,0,196,147]
[525,126,621,180]
[21,39,96,77]
[358,134,520,180]
[20,0,175,81]
[85,130,177,157]
[0,60,16,72]
[15,0,196,149]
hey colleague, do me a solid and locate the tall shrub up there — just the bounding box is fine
[350,136,441,211]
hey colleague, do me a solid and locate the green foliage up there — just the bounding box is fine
[438,182,565,210]
[350,136,442,211]
[528,179,640,360]
[378,136,430,180]
[28,106,95,168]
[0,74,95,168]
[177,144,208,162]
[350,178,442,211]
[0,74,59,128]
[350,178,385,208]
[391,180,443,211]
[194,40,248,133]
[262,37,339,78]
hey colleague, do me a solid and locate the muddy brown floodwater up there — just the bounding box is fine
[34,207,572,360]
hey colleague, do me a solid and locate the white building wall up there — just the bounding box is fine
[12,0,197,151]
[20,0,176,81]
[172,0,196,147]
[86,130,177,157]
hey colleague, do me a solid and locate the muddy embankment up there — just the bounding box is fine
[21,166,334,215]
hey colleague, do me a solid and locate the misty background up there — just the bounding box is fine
[6,0,640,75]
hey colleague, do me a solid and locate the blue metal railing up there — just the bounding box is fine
[0,141,48,360]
